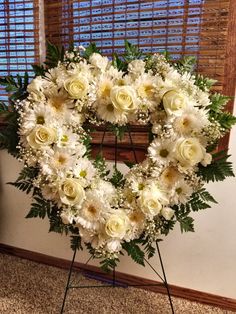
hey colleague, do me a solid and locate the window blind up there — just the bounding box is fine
[0,0,40,101]
[45,0,231,93]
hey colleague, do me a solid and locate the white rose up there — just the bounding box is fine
[128,60,145,76]
[175,138,205,167]
[201,153,212,167]
[89,53,109,71]
[139,185,163,218]
[59,178,85,206]
[163,90,187,115]
[110,86,137,112]
[64,75,89,99]
[27,126,57,149]
[105,211,129,239]
[161,207,175,220]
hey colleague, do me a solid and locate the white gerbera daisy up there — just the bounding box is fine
[160,166,183,187]
[40,148,77,177]
[170,180,193,204]
[148,138,174,165]
[45,86,74,117]
[75,191,108,230]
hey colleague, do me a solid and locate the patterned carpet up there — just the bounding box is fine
[0,253,233,314]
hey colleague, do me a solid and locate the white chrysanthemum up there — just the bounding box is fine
[170,180,193,204]
[73,158,97,186]
[128,59,146,75]
[148,138,174,166]
[20,103,57,135]
[95,180,117,204]
[89,53,109,72]
[60,208,75,225]
[172,107,209,135]
[105,239,122,253]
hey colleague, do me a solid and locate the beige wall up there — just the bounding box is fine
[1,107,236,299]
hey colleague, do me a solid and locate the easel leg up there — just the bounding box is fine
[156,241,175,314]
[60,247,77,314]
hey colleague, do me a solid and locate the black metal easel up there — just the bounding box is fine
[60,126,175,314]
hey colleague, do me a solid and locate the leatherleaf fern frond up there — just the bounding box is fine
[173,188,218,233]
[198,151,235,183]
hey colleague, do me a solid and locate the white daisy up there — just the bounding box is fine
[170,180,193,204]
[73,158,97,186]
[20,103,57,135]
[148,138,175,165]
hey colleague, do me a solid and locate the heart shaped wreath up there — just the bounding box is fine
[1,42,235,271]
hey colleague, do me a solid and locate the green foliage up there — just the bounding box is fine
[93,154,110,178]
[110,167,125,188]
[208,93,231,113]
[108,124,127,141]
[198,151,234,182]
[179,216,195,233]
[122,240,145,266]
[208,93,236,131]
[100,257,119,273]
[138,236,156,259]
[26,195,51,219]
[44,41,65,69]
[159,50,172,62]
[188,188,217,212]
[175,56,196,74]
[83,42,100,59]
[8,167,39,194]
[0,103,19,155]
[123,40,142,61]
[123,161,135,168]
[214,112,236,130]
[70,235,83,251]
[0,72,29,101]
[31,64,46,76]
[112,53,127,71]
[174,187,217,233]
[49,207,68,234]
[159,219,176,236]
[81,132,92,157]
[194,74,217,91]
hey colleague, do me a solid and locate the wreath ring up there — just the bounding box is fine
[3,42,234,271]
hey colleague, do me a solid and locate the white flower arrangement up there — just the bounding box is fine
[0,41,235,271]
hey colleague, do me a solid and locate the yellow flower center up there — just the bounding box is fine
[79,170,87,178]
[36,116,45,124]
[159,149,169,158]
